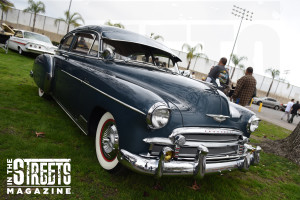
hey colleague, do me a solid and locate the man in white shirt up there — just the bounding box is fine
[281,99,295,121]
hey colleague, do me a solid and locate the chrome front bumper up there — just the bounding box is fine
[117,145,261,178]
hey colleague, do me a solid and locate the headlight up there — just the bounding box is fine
[147,102,170,129]
[247,115,260,133]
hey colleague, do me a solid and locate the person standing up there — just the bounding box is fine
[232,67,256,106]
[206,57,229,92]
[154,57,160,66]
[288,101,299,123]
[281,99,294,121]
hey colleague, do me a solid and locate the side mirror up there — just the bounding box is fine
[102,48,115,60]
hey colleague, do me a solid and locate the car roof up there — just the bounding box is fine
[70,25,182,62]
[16,30,47,36]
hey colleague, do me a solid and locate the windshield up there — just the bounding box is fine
[103,39,180,74]
[24,32,52,44]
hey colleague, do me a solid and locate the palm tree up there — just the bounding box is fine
[23,0,45,32]
[237,64,245,77]
[105,20,125,29]
[0,0,14,25]
[230,54,247,79]
[181,43,208,70]
[265,68,280,97]
[55,10,84,33]
[150,33,164,41]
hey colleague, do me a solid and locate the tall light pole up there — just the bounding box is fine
[228,5,253,79]
[68,0,72,14]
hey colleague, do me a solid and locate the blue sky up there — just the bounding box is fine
[13,0,300,87]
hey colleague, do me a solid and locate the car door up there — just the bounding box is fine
[263,98,271,107]
[268,98,275,107]
[8,31,24,50]
[52,31,99,133]
[52,33,83,120]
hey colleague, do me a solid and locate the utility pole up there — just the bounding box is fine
[68,0,72,14]
[228,5,254,79]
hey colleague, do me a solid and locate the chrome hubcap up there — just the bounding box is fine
[101,124,119,160]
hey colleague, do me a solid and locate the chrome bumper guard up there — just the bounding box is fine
[117,145,261,178]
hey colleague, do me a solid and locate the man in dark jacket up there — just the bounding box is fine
[288,101,300,123]
[206,57,229,92]
[232,67,256,106]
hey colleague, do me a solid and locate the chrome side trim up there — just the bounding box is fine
[61,70,146,116]
[52,96,88,135]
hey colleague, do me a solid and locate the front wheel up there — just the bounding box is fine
[95,112,120,171]
[274,105,279,110]
[257,101,262,105]
[38,88,45,97]
[38,87,50,99]
[18,47,23,55]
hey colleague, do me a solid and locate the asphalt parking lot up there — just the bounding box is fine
[247,104,299,131]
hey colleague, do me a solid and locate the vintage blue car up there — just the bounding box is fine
[31,25,261,178]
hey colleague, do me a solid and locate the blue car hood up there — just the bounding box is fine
[106,62,232,127]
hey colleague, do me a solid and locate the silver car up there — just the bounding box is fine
[253,97,281,110]
[8,30,57,55]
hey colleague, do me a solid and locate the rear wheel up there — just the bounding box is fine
[257,101,262,105]
[274,105,279,110]
[95,112,121,172]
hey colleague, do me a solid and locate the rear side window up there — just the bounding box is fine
[71,32,99,56]
[60,35,74,51]
[15,31,23,38]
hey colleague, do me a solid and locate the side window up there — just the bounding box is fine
[88,37,99,57]
[71,32,98,56]
[60,35,74,51]
[15,31,23,38]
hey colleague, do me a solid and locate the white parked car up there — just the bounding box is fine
[8,30,57,55]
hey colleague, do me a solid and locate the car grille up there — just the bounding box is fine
[149,128,245,163]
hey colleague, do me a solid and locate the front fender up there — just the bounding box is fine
[32,54,54,93]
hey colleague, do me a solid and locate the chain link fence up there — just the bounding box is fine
[1,7,299,103]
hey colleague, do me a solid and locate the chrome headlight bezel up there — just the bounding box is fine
[146,102,170,129]
[247,115,260,133]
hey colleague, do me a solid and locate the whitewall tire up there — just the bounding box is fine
[38,88,45,97]
[95,112,119,170]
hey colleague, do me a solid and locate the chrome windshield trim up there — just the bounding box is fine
[169,127,243,139]
[61,70,146,116]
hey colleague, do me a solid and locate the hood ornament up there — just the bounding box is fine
[206,114,230,122]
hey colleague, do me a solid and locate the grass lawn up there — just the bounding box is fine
[0,51,299,200]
